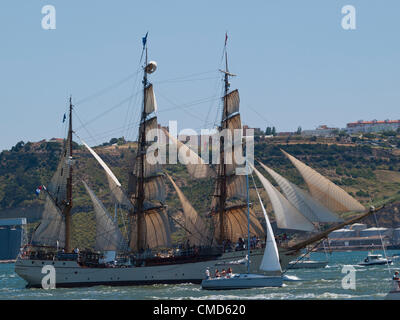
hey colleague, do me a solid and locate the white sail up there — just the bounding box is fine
[252,166,316,232]
[166,173,213,246]
[163,128,215,179]
[259,162,342,223]
[83,181,126,252]
[31,195,65,248]
[144,84,157,115]
[256,189,282,273]
[281,150,365,213]
[81,140,133,209]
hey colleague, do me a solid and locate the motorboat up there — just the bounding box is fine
[288,259,328,269]
[358,252,392,266]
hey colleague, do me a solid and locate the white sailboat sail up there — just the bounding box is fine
[281,150,365,213]
[252,166,316,232]
[144,84,158,115]
[259,162,342,223]
[256,189,282,273]
[81,140,133,209]
[165,173,213,246]
[82,181,126,252]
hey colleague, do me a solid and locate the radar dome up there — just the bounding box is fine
[145,61,157,74]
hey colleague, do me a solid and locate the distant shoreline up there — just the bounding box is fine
[0,260,16,264]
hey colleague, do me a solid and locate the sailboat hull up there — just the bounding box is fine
[15,247,297,288]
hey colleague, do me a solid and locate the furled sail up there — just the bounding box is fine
[166,173,213,246]
[252,166,316,232]
[144,84,157,115]
[212,205,265,243]
[31,195,65,248]
[163,128,216,179]
[256,187,282,273]
[81,140,133,209]
[281,150,365,213]
[83,181,126,252]
[258,162,342,223]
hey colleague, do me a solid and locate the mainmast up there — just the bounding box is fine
[134,39,148,252]
[65,97,73,252]
[216,33,235,244]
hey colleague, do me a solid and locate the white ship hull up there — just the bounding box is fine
[201,273,283,290]
[288,260,328,269]
[15,248,297,288]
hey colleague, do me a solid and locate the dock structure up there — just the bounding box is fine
[0,218,26,261]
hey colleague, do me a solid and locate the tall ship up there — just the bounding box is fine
[15,34,381,288]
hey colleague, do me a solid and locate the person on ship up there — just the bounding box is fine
[221,269,226,277]
[215,269,220,278]
[205,268,211,280]
[227,267,233,278]
[392,271,400,290]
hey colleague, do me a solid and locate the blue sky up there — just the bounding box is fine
[1,0,399,151]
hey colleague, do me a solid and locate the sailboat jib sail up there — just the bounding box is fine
[256,189,282,273]
[252,166,316,232]
[165,173,213,246]
[82,181,126,252]
[281,150,365,213]
[258,161,342,223]
[81,140,133,209]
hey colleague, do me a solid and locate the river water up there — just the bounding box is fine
[1,250,398,300]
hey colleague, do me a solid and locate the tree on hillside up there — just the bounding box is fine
[272,127,276,136]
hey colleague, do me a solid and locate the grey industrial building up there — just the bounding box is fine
[0,218,26,261]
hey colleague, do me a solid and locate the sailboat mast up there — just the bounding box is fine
[217,39,230,244]
[65,97,73,252]
[135,45,148,252]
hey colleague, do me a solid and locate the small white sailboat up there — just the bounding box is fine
[201,164,283,290]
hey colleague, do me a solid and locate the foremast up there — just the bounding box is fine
[134,43,148,252]
[64,97,73,252]
[128,34,170,252]
[216,40,233,245]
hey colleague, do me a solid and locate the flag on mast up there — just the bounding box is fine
[35,186,42,196]
[142,32,148,47]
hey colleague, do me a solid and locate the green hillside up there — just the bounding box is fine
[1,137,400,249]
